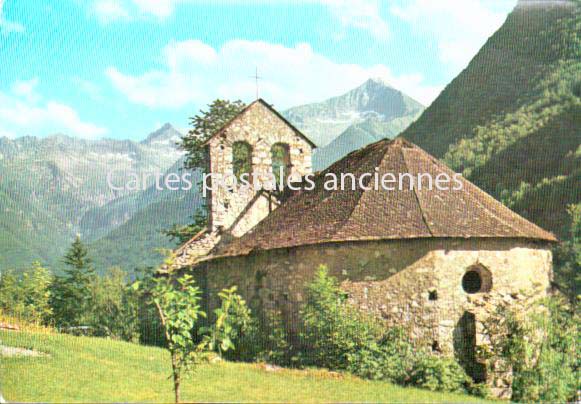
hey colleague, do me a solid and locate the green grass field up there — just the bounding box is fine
[0,330,488,403]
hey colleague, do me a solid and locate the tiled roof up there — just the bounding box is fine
[205,138,556,259]
[172,228,220,266]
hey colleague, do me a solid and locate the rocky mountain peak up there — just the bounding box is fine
[363,77,394,90]
[141,123,182,147]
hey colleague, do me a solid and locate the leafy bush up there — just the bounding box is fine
[300,265,382,370]
[88,267,141,342]
[202,286,254,359]
[255,308,293,366]
[347,329,471,394]
[0,261,53,324]
[482,296,579,402]
[409,355,470,393]
[347,328,418,384]
[299,266,473,395]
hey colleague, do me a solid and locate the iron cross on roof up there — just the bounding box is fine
[249,67,262,100]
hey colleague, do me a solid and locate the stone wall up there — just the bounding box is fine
[195,237,552,396]
[207,101,313,234]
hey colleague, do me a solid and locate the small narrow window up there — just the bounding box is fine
[232,141,253,180]
[271,142,291,188]
[429,290,438,301]
[432,341,441,352]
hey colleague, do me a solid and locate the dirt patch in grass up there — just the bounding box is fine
[0,345,48,358]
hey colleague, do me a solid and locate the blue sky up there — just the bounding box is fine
[0,0,516,141]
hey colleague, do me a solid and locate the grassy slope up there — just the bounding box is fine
[0,330,486,403]
[401,1,581,238]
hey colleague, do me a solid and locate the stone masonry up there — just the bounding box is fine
[206,100,313,235]
[195,237,552,398]
[176,100,556,398]
[171,99,314,268]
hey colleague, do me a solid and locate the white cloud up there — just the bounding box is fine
[72,77,106,102]
[322,0,389,39]
[0,80,108,139]
[106,39,441,110]
[11,78,40,103]
[93,0,130,23]
[92,0,181,22]
[0,0,24,34]
[131,0,175,17]
[391,0,515,71]
[92,0,391,42]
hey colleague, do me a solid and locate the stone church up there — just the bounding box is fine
[172,99,556,396]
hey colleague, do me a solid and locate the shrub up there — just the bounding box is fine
[347,329,471,394]
[0,262,53,324]
[482,296,579,402]
[89,267,141,342]
[202,286,254,359]
[254,309,293,366]
[300,265,382,370]
[299,265,472,395]
[409,355,470,393]
[465,382,491,399]
[347,328,418,384]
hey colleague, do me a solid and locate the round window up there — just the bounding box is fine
[462,271,482,293]
[461,265,492,294]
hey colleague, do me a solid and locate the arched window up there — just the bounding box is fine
[232,141,253,180]
[461,264,492,294]
[271,143,291,188]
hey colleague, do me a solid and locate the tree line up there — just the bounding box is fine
[0,236,154,343]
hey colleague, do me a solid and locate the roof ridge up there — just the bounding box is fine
[201,100,258,146]
[203,99,316,148]
[401,147,435,237]
[256,99,317,148]
[335,140,393,236]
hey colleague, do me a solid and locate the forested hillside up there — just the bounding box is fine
[87,158,202,272]
[402,0,581,238]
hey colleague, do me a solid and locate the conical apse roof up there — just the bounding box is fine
[210,138,556,259]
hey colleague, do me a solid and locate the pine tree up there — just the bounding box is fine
[63,235,95,286]
[51,235,96,328]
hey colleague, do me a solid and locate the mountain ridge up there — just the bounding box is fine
[0,124,185,272]
[1,78,422,273]
[283,78,424,148]
[400,0,581,238]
